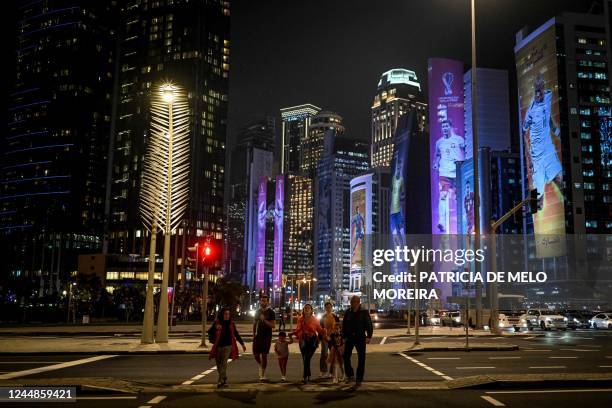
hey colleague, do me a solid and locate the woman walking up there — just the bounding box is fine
[208,308,247,388]
[291,304,326,384]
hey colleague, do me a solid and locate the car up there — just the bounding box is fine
[589,313,612,329]
[561,310,591,330]
[429,312,441,326]
[520,309,567,331]
[441,310,462,327]
[499,310,525,332]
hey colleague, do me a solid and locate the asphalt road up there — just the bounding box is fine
[0,329,610,407]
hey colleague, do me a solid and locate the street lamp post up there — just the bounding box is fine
[140,82,190,344]
[141,219,158,344]
[156,86,175,343]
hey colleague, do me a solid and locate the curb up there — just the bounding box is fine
[0,350,211,355]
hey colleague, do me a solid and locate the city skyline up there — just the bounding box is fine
[228,0,598,144]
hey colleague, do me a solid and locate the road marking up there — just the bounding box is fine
[138,406,152,408]
[0,361,67,364]
[456,366,495,369]
[489,357,521,360]
[529,366,566,369]
[481,395,506,406]
[147,395,167,404]
[78,396,137,400]
[523,349,551,352]
[427,357,460,360]
[524,336,536,340]
[380,336,387,345]
[398,352,453,381]
[486,389,612,394]
[182,361,230,385]
[598,365,612,368]
[549,356,578,359]
[560,349,596,352]
[0,355,117,380]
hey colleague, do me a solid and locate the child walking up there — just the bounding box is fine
[328,326,345,383]
[274,331,291,382]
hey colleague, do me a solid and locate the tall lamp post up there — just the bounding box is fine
[470,0,483,330]
[140,82,190,344]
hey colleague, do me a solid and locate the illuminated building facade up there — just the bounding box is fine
[314,131,369,301]
[280,104,320,174]
[227,118,275,286]
[107,0,230,261]
[302,110,344,177]
[371,69,427,167]
[1,1,117,290]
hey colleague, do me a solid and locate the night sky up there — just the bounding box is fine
[228,0,600,144]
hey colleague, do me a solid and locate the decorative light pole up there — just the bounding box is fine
[140,82,190,344]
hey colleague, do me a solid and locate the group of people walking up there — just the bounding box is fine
[207,294,373,388]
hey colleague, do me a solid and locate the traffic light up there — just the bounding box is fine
[529,188,539,214]
[200,237,223,267]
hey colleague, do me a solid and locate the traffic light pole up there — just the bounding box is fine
[200,263,209,348]
[490,194,534,335]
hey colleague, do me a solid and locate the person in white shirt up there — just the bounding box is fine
[433,118,465,232]
[521,74,563,207]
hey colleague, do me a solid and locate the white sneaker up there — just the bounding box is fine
[281,376,286,382]
[332,377,339,384]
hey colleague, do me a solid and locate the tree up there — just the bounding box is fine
[211,277,245,315]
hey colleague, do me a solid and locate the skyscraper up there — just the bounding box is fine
[279,104,321,174]
[107,0,230,266]
[1,1,117,290]
[227,118,275,286]
[302,110,345,177]
[513,12,611,306]
[314,129,369,302]
[515,13,611,237]
[371,69,427,167]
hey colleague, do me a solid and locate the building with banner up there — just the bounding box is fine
[513,12,611,305]
[314,130,369,304]
[348,168,390,307]
[228,118,275,287]
[371,69,427,168]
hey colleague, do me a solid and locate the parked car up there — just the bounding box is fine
[429,312,441,326]
[561,310,591,330]
[520,309,567,331]
[441,310,462,327]
[589,313,612,329]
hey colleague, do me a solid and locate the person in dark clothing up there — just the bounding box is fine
[253,294,275,381]
[208,308,246,388]
[342,296,373,386]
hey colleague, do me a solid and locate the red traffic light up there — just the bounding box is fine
[203,245,212,257]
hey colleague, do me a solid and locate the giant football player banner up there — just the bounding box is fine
[515,19,565,258]
[428,58,466,236]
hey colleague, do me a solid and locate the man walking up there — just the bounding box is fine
[342,296,373,386]
[253,293,275,381]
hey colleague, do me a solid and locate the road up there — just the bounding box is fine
[0,329,610,407]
